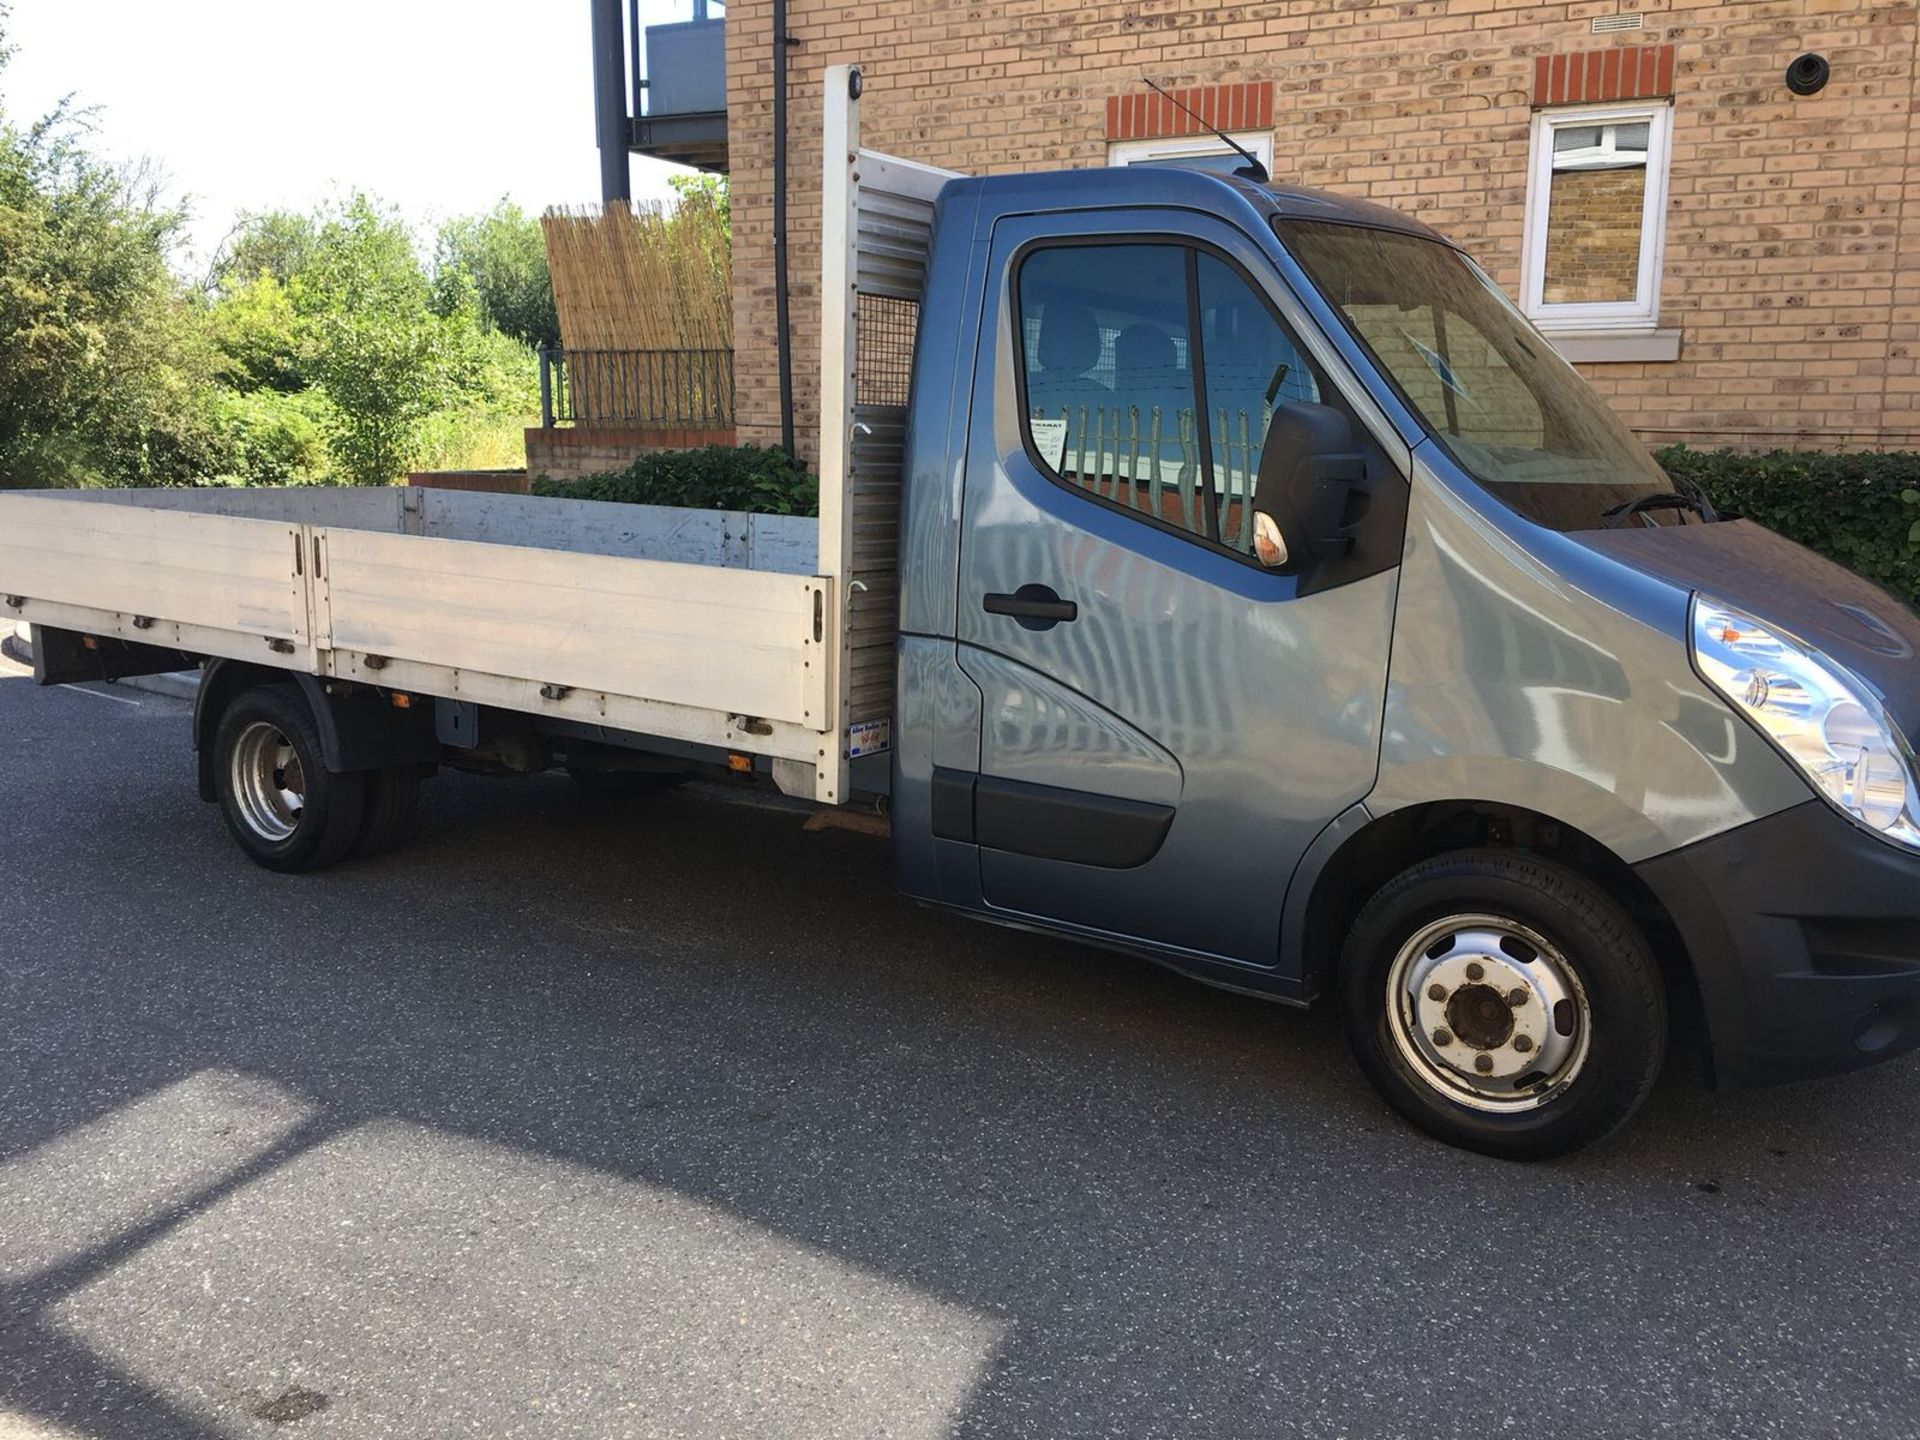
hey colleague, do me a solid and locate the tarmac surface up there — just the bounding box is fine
[2,652,1918,1439]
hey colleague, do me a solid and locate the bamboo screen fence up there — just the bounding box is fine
[541,196,733,425]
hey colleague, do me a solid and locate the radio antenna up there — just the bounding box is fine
[1139,77,1269,183]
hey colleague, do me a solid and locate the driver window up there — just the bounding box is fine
[1017,243,1328,561]
[1019,244,1207,538]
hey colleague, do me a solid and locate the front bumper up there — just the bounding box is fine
[1636,800,1920,1089]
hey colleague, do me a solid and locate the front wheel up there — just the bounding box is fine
[214,685,366,873]
[1339,850,1667,1160]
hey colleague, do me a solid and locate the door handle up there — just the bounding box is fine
[983,584,1078,629]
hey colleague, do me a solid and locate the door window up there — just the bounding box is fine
[1195,253,1318,554]
[1018,244,1205,538]
[1015,241,1321,561]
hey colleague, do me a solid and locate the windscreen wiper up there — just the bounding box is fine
[1600,491,1719,528]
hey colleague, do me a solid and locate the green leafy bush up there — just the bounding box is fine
[1657,447,1920,606]
[533,444,818,517]
[205,387,335,487]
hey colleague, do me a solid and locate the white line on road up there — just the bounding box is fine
[59,684,142,708]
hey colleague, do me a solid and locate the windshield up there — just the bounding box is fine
[1276,219,1682,532]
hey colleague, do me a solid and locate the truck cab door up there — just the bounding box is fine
[950,209,1404,974]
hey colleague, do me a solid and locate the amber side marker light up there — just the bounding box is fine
[391,692,414,709]
[727,752,753,773]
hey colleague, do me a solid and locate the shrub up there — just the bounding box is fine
[533,444,818,516]
[1658,446,1920,606]
[205,387,335,486]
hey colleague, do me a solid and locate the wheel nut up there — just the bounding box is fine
[1474,1054,1494,1073]
[1465,961,1485,981]
[1513,1034,1534,1054]
[1427,983,1447,1002]
[1508,987,1530,1007]
[1432,1028,1453,1047]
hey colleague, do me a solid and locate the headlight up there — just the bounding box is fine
[1692,596,1920,851]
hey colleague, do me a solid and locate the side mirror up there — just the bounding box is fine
[1251,400,1367,573]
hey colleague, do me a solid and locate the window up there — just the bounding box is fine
[1015,242,1319,559]
[1520,103,1672,332]
[1108,132,1275,178]
[1195,253,1320,551]
[1279,219,1681,533]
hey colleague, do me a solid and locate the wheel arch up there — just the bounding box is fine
[1292,798,1713,1080]
[195,661,436,801]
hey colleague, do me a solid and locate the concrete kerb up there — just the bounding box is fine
[6,620,202,701]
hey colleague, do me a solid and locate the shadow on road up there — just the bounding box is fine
[2,678,1916,1437]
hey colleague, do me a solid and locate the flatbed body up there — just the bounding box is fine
[0,485,838,779]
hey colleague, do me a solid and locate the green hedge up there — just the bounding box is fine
[1658,446,1920,606]
[532,444,818,516]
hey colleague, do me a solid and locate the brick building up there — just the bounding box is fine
[618,0,1920,459]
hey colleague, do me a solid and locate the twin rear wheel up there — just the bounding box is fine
[1340,850,1668,1159]
[213,686,419,873]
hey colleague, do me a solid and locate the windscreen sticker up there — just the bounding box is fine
[1403,330,1471,402]
[1029,417,1069,471]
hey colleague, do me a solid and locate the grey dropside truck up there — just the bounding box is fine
[5,67,1919,1158]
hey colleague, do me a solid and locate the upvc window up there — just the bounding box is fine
[1520,103,1672,332]
[1107,132,1275,178]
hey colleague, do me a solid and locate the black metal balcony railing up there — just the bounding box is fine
[539,345,735,430]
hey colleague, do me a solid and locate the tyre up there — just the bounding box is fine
[565,765,685,800]
[352,765,422,858]
[1338,849,1666,1160]
[213,685,366,873]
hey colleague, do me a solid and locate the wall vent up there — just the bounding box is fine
[1592,13,1644,32]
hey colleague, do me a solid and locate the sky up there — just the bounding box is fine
[1,0,686,268]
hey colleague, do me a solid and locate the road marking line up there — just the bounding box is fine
[60,683,142,707]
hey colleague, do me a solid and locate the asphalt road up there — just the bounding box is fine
[2,655,1919,1440]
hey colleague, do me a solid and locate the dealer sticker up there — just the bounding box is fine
[848,718,892,758]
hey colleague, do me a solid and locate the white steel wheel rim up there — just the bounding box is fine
[1384,912,1592,1114]
[230,720,306,842]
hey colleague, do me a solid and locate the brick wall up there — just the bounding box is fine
[407,469,532,495]
[725,0,1920,457]
[523,425,740,481]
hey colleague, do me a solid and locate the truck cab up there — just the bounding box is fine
[878,118,1920,1157]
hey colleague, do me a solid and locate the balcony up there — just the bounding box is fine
[628,1,728,173]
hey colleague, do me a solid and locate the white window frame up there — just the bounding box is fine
[1108,131,1275,174]
[1520,101,1672,333]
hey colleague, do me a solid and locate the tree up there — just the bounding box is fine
[295,194,462,486]
[432,199,558,348]
[0,7,536,490]
[205,271,304,392]
[667,173,729,234]
[0,14,226,487]
[209,209,320,291]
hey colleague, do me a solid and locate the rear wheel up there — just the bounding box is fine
[1339,850,1666,1160]
[352,765,422,858]
[214,686,365,873]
